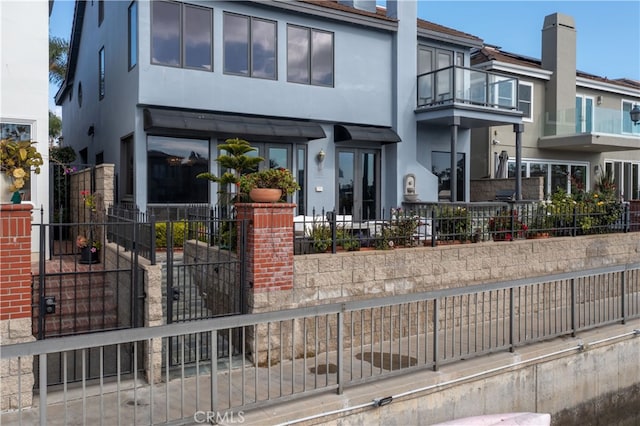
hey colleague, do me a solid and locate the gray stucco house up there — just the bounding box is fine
[471,13,640,200]
[56,0,524,216]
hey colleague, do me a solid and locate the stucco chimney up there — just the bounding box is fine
[541,13,577,136]
[337,0,377,13]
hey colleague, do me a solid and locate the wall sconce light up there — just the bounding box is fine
[596,95,603,105]
[87,125,95,136]
[316,149,326,163]
[631,104,640,126]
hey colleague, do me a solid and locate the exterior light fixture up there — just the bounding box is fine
[316,149,326,163]
[631,104,640,126]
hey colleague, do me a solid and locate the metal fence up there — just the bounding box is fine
[295,201,634,254]
[2,263,639,424]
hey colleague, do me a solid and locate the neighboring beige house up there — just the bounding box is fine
[471,13,640,200]
[0,0,50,256]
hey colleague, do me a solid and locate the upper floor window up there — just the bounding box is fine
[622,100,640,135]
[575,95,594,133]
[98,47,105,100]
[151,1,212,71]
[128,1,137,69]
[98,0,104,26]
[518,82,533,121]
[287,25,333,87]
[223,13,276,79]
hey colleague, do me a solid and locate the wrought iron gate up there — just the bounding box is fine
[32,215,145,386]
[165,215,247,367]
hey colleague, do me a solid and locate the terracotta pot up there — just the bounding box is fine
[249,188,282,203]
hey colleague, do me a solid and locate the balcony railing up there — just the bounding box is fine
[417,65,519,111]
[542,106,640,137]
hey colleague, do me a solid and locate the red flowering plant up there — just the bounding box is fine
[76,190,103,252]
[488,207,528,241]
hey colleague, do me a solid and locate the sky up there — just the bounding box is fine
[48,0,640,114]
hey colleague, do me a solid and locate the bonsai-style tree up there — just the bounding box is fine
[197,137,264,206]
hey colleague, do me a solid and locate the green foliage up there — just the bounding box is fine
[489,207,527,241]
[49,36,69,86]
[155,222,187,248]
[0,139,44,191]
[238,168,300,198]
[309,223,331,253]
[436,205,471,241]
[49,111,62,140]
[387,207,420,247]
[539,185,623,236]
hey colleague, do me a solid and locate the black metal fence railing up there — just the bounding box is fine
[106,205,156,264]
[294,201,634,255]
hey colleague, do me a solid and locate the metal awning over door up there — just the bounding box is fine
[143,107,326,141]
[334,124,401,144]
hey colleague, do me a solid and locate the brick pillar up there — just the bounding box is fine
[0,204,35,409]
[235,203,295,311]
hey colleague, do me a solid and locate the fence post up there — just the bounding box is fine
[572,205,578,237]
[621,269,626,325]
[337,305,344,395]
[432,298,439,371]
[150,214,156,265]
[509,287,514,352]
[0,203,36,410]
[570,277,576,337]
[327,210,337,254]
[431,208,437,247]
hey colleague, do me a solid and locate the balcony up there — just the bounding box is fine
[415,66,523,128]
[539,106,640,152]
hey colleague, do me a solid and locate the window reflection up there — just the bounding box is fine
[252,19,276,79]
[223,13,249,75]
[147,137,209,203]
[184,5,212,70]
[151,1,180,66]
[287,25,333,86]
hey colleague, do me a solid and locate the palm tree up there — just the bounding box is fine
[49,36,68,86]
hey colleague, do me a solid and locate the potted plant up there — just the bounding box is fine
[239,167,300,202]
[76,190,103,264]
[0,139,44,204]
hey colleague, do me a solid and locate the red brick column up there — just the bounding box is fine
[0,204,33,320]
[235,203,295,295]
[0,203,35,409]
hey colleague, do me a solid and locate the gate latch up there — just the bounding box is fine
[44,296,56,314]
[171,287,180,301]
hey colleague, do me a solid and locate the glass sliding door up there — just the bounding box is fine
[337,149,379,220]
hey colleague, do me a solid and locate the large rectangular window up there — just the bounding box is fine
[508,159,589,197]
[287,25,333,87]
[518,82,533,121]
[184,5,212,70]
[98,47,105,99]
[151,1,212,71]
[128,1,137,69]
[147,136,209,203]
[223,13,276,79]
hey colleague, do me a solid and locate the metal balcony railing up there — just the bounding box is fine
[417,65,519,110]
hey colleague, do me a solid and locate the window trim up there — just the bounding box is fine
[507,158,590,196]
[575,94,595,133]
[287,23,334,87]
[518,81,533,122]
[183,3,213,72]
[150,0,182,69]
[223,12,277,80]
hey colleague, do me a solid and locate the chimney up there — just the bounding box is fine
[541,13,577,136]
[337,0,377,13]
